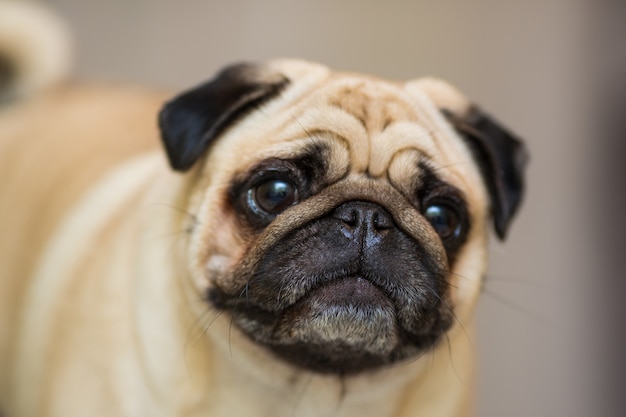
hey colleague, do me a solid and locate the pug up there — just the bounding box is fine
[0,59,526,417]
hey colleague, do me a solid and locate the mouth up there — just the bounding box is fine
[209,270,451,374]
[281,276,398,343]
[269,276,400,368]
[298,275,390,308]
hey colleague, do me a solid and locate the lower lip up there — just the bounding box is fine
[307,276,388,307]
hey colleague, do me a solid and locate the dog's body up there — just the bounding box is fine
[0,9,526,416]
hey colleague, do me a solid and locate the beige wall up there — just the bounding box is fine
[44,0,613,415]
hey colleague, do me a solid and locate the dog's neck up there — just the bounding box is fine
[177,315,475,417]
[205,359,409,417]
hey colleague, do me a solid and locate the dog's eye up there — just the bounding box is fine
[423,203,462,239]
[248,178,298,215]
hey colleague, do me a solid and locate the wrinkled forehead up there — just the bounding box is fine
[204,70,477,192]
[287,75,461,177]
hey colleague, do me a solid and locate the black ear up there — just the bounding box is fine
[158,63,290,171]
[444,107,528,240]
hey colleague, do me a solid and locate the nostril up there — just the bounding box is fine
[373,211,393,230]
[334,208,358,227]
[332,201,395,235]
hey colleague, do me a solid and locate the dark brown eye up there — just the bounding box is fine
[248,179,298,215]
[423,203,461,239]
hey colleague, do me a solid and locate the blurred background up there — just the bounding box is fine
[26,0,626,415]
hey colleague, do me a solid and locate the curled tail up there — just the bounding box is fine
[0,1,72,103]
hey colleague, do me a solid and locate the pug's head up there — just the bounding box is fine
[158,60,527,375]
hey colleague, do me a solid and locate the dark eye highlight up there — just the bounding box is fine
[423,203,462,239]
[249,179,298,215]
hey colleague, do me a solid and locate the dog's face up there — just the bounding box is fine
[158,60,527,375]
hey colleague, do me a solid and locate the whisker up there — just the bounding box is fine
[185,289,227,345]
[447,269,551,324]
[422,284,472,347]
[228,311,236,357]
[445,332,465,384]
[429,159,474,174]
[289,375,314,417]
[183,298,226,371]
[289,109,316,142]
[334,377,348,416]
[446,270,472,282]
[480,287,551,325]
[483,274,548,289]
[147,229,190,242]
[432,273,460,290]
[237,279,252,308]
[148,202,199,226]
[186,310,214,347]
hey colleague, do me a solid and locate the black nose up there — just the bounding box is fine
[332,201,395,248]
